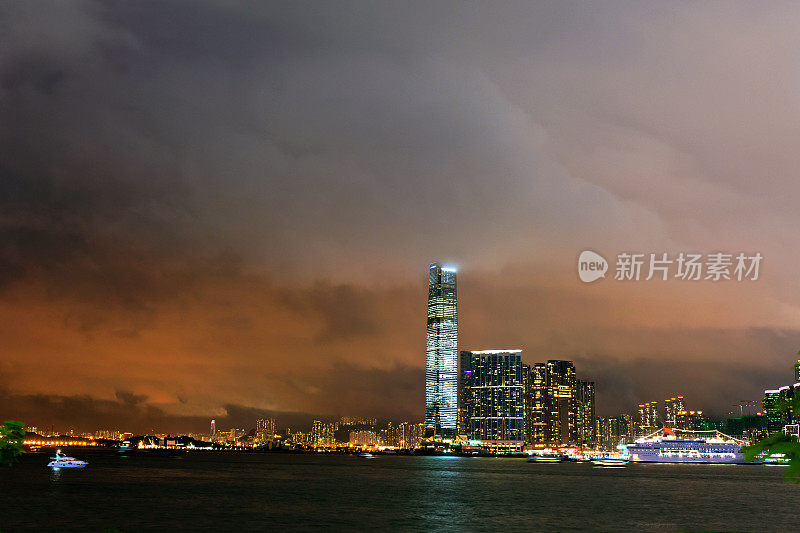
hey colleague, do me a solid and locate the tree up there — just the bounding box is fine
[742,432,800,483]
[745,350,800,482]
[742,392,800,482]
[0,420,26,467]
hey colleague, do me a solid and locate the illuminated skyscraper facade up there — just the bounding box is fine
[664,396,685,427]
[764,386,796,434]
[255,418,276,445]
[461,350,524,443]
[675,409,706,431]
[524,362,547,444]
[458,350,473,436]
[544,360,578,446]
[522,359,596,447]
[596,416,629,450]
[637,401,659,435]
[312,420,336,447]
[392,422,424,449]
[426,263,458,438]
[576,380,596,447]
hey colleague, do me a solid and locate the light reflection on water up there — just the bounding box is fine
[3,451,800,531]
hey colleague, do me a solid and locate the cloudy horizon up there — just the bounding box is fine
[2,1,800,433]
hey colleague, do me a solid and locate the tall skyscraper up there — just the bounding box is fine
[458,350,473,436]
[461,350,524,444]
[764,385,796,434]
[255,418,276,445]
[544,360,578,446]
[576,380,596,447]
[675,409,706,431]
[637,401,659,435]
[621,413,635,442]
[664,396,685,427]
[522,360,595,447]
[426,263,458,438]
[522,364,532,442]
[312,420,336,447]
[394,422,424,449]
[596,416,628,450]
[524,362,547,445]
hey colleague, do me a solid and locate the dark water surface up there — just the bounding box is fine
[1,450,796,531]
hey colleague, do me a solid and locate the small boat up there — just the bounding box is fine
[47,450,88,468]
[763,453,790,466]
[359,452,375,459]
[591,456,629,467]
[117,445,184,457]
[528,453,564,463]
[566,454,589,462]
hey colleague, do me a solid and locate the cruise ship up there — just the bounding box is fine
[625,427,751,464]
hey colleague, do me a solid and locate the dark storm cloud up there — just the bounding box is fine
[574,336,800,418]
[283,361,424,421]
[0,361,422,433]
[2,1,800,429]
[0,0,620,289]
[114,390,147,405]
[0,388,320,434]
[278,283,384,343]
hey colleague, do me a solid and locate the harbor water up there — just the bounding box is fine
[1,450,796,531]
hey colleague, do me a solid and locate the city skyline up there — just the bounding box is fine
[4,2,800,434]
[6,251,800,434]
[6,4,800,532]
[18,354,800,449]
[5,258,800,434]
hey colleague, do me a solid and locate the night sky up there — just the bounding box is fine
[2,1,800,433]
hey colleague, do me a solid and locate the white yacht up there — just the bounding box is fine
[591,456,629,467]
[47,450,88,468]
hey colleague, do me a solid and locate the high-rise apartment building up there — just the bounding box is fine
[795,360,800,383]
[675,410,706,431]
[311,420,336,447]
[524,363,547,445]
[596,416,629,450]
[255,418,276,445]
[458,350,473,437]
[664,397,685,427]
[544,360,578,446]
[426,263,458,439]
[461,350,524,444]
[394,422,424,449]
[764,386,795,434]
[522,364,532,443]
[339,416,377,427]
[621,413,635,442]
[576,380,596,447]
[226,428,245,445]
[349,430,378,446]
[637,401,659,435]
